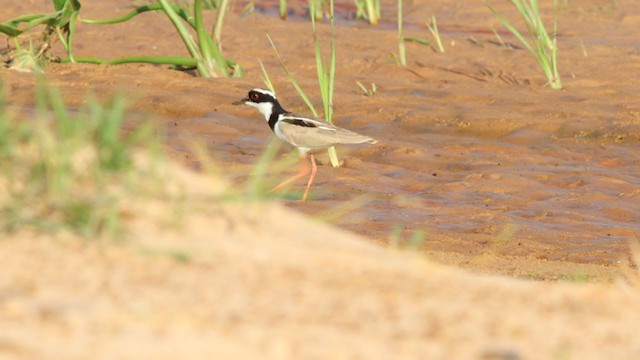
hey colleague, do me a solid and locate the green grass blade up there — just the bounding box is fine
[6,13,49,26]
[213,0,230,44]
[486,2,534,55]
[200,0,232,77]
[0,12,60,36]
[486,0,561,89]
[83,3,196,28]
[194,0,216,76]
[204,35,232,77]
[64,10,79,62]
[309,0,325,114]
[0,23,22,37]
[353,0,365,20]
[327,0,336,123]
[266,34,318,117]
[403,37,430,46]
[326,0,339,167]
[308,0,322,21]
[428,16,445,53]
[279,0,287,19]
[258,59,276,93]
[157,0,209,77]
[52,0,66,11]
[312,38,326,115]
[365,0,378,25]
[398,0,405,66]
[59,56,199,66]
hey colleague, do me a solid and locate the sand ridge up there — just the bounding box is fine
[1,169,639,359]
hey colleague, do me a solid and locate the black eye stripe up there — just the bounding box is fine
[248,90,277,103]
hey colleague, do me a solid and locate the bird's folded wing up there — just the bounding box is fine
[280,114,337,132]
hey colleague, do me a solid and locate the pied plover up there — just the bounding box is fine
[233,88,377,201]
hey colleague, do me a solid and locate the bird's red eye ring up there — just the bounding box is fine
[250,92,260,101]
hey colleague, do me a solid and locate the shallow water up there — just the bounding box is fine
[158,109,640,266]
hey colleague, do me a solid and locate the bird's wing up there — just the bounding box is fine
[276,115,375,149]
[279,113,337,132]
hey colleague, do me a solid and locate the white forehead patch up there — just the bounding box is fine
[251,88,277,99]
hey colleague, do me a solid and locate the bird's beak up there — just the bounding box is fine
[232,97,249,105]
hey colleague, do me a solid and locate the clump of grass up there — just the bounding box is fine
[354,0,380,25]
[0,81,161,238]
[0,0,81,66]
[80,0,240,77]
[486,0,562,89]
[1,0,240,77]
[7,41,45,73]
[427,16,445,53]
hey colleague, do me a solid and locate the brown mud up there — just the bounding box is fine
[2,0,640,281]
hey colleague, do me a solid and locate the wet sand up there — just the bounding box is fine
[2,0,640,280]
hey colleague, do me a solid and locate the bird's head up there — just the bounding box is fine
[233,88,281,121]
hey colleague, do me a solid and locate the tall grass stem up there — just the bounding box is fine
[427,16,444,53]
[398,0,406,66]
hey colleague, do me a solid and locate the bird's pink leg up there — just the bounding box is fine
[271,155,310,193]
[301,154,318,202]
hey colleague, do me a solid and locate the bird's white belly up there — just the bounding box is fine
[274,123,315,155]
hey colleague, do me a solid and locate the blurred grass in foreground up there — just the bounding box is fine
[0,80,162,238]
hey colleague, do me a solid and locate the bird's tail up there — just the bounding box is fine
[336,129,378,145]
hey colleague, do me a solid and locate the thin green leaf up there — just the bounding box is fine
[157,0,209,77]
[60,56,199,66]
[83,4,195,27]
[65,10,79,62]
[403,37,430,46]
[398,0,405,66]
[0,23,22,37]
[485,2,534,55]
[266,34,318,117]
[195,0,214,71]
[258,60,276,93]
[279,0,287,20]
[213,0,230,44]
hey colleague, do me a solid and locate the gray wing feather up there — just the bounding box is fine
[277,115,376,149]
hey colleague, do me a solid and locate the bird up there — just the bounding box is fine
[233,88,377,201]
